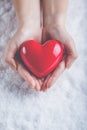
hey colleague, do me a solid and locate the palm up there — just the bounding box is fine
[41,27,78,91]
[4,28,44,91]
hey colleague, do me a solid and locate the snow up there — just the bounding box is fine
[0,0,87,130]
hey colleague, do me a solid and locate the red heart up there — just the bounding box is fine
[19,40,63,78]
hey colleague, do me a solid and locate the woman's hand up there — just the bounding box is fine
[40,0,78,91]
[4,25,43,91]
[4,0,44,91]
[41,25,78,91]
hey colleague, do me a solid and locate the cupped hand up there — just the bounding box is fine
[4,25,43,91]
[41,26,78,91]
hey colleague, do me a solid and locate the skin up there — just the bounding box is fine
[41,0,78,91]
[4,0,78,92]
[4,0,43,91]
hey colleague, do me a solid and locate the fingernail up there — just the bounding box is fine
[31,81,36,89]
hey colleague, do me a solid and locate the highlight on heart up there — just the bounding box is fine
[4,0,78,91]
[19,40,64,78]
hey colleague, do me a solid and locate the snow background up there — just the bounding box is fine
[0,0,87,130]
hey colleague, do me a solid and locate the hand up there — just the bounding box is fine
[41,25,78,91]
[4,25,43,91]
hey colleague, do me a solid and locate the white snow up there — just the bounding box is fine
[0,0,87,130]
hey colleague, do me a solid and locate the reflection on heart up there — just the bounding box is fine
[19,40,63,78]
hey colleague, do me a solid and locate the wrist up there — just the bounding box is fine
[13,24,41,44]
[18,20,40,32]
[43,15,66,28]
[17,15,40,29]
[18,23,41,34]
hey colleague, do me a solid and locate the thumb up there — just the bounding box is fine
[4,41,18,70]
[64,39,78,68]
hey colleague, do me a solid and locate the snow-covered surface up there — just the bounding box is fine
[0,0,87,130]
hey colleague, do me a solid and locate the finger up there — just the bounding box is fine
[41,62,64,91]
[30,75,41,91]
[47,61,65,88]
[17,62,36,89]
[64,39,78,68]
[5,58,17,71]
[4,42,18,70]
[35,81,41,91]
[40,74,51,91]
[49,29,78,68]
[4,53,17,70]
[17,63,42,91]
[41,61,65,91]
[33,76,44,91]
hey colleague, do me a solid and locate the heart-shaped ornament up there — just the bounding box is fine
[19,40,63,78]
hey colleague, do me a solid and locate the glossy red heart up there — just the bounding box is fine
[19,40,63,78]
